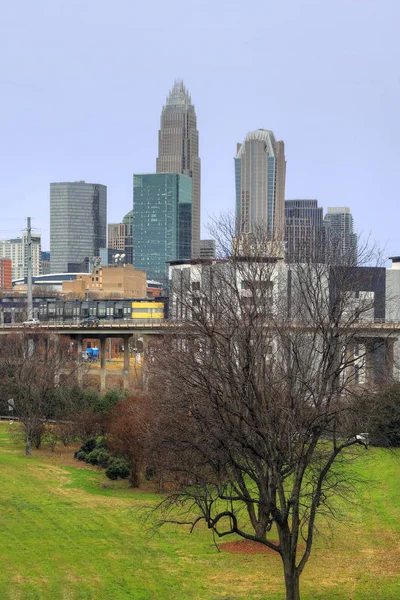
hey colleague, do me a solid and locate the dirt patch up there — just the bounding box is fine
[219,540,279,554]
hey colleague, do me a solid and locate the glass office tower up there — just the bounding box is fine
[156,81,200,258]
[133,173,192,283]
[235,129,286,240]
[122,209,133,264]
[50,181,107,273]
[285,199,324,263]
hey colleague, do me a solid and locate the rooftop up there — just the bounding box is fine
[165,80,192,108]
[236,129,276,157]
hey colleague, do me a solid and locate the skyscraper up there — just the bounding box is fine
[156,81,200,258]
[108,223,126,251]
[41,251,51,275]
[133,173,192,283]
[122,209,133,264]
[323,207,357,265]
[235,129,286,240]
[50,181,107,273]
[285,199,324,263]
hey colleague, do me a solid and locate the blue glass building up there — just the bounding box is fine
[133,173,192,284]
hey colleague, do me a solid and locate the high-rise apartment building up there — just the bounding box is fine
[133,173,192,283]
[156,81,201,258]
[50,181,107,273]
[285,199,324,263]
[235,129,286,240]
[323,207,357,265]
[0,234,41,280]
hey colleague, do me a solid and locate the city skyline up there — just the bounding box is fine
[1,1,398,259]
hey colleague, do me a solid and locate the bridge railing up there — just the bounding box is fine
[0,319,171,330]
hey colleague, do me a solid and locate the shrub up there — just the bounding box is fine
[80,438,97,453]
[74,450,87,461]
[368,384,400,447]
[86,448,110,467]
[106,458,130,480]
[145,466,155,480]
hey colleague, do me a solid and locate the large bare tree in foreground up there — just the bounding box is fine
[149,220,391,600]
[0,332,81,456]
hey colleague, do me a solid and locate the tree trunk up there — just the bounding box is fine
[280,528,301,600]
[129,463,140,488]
[25,434,32,457]
[283,564,300,600]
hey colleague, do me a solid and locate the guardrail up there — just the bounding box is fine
[0,319,167,329]
[0,319,400,332]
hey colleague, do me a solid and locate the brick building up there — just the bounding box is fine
[0,258,12,291]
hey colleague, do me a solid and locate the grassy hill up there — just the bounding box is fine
[0,422,399,600]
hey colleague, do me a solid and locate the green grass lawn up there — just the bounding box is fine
[0,422,399,600]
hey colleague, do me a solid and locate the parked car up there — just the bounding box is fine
[79,316,100,327]
[23,318,40,327]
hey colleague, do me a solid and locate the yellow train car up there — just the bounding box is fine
[131,301,165,320]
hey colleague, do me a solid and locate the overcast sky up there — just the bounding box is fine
[1,0,399,258]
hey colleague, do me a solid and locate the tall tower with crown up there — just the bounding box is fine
[156,80,201,258]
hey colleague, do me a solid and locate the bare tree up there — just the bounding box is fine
[106,395,157,487]
[149,218,392,600]
[0,332,82,456]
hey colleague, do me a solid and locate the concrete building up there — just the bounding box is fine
[200,239,216,260]
[156,81,201,258]
[323,207,357,265]
[133,173,192,284]
[0,233,41,280]
[169,257,397,384]
[62,264,147,299]
[386,257,400,322]
[235,129,286,240]
[50,181,107,273]
[285,200,324,263]
[0,258,12,290]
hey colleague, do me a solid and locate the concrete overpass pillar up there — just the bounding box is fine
[364,340,375,384]
[100,336,106,392]
[76,336,83,386]
[142,335,150,392]
[345,340,355,383]
[384,338,395,382]
[363,338,395,385]
[123,334,130,391]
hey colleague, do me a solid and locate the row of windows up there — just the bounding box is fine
[35,300,165,320]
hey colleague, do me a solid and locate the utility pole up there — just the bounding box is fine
[27,217,33,320]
